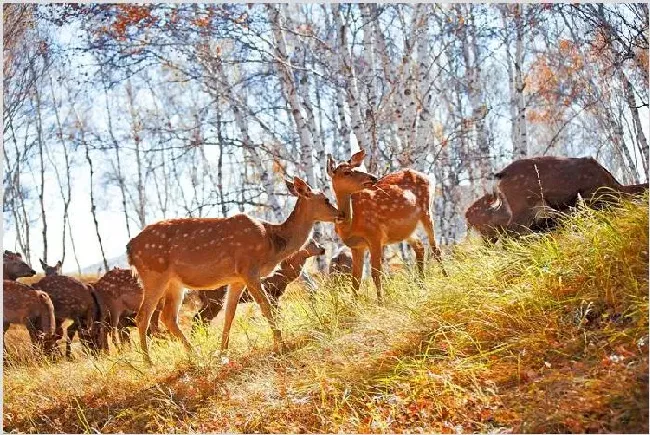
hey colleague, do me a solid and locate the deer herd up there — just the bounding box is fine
[3,151,647,364]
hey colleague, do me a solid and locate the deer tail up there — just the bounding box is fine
[126,240,141,281]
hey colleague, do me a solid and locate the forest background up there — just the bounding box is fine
[3,3,648,273]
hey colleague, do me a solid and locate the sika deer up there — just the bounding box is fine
[31,268,101,357]
[327,149,446,301]
[3,250,36,281]
[494,156,648,233]
[91,267,147,349]
[465,192,557,241]
[127,176,341,364]
[193,239,326,326]
[39,259,62,276]
[329,247,353,275]
[3,280,55,350]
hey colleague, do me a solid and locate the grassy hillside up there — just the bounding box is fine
[3,197,648,433]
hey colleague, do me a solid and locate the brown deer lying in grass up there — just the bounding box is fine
[3,250,36,280]
[32,260,102,357]
[3,280,55,351]
[127,176,342,364]
[193,239,326,326]
[467,156,648,239]
[327,149,446,301]
[329,247,352,275]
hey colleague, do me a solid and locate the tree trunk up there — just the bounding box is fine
[513,3,528,158]
[333,4,370,155]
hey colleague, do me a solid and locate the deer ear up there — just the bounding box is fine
[327,154,336,176]
[39,258,46,269]
[285,178,297,196]
[292,176,313,198]
[349,150,366,167]
[55,261,62,271]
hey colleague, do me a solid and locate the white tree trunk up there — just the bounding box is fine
[513,3,528,158]
[268,4,316,187]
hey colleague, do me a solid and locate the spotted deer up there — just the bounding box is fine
[31,263,101,357]
[3,250,36,281]
[3,280,55,350]
[127,176,342,364]
[193,239,326,326]
[91,267,150,350]
[39,258,62,276]
[493,156,649,234]
[327,150,446,301]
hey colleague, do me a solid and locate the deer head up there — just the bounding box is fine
[327,150,378,196]
[3,250,36,280]
[285,176,344,223]
[39,259,63,276]
[465,193,512,234]
[304,239,326,257]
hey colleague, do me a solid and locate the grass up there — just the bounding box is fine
[3,196,648,433]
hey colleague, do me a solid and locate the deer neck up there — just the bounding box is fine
[335,191,354,231]
[268,198,314,261]
[3,264,16,281]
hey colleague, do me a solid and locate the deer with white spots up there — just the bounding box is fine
[3,250,36,281]
[193,239,326,326]
[90,267,167,350]
[327,150,446,302]
[127,176,342,364]
[39,258,62,276]
[32,260,102,357]
[3,280,56,351]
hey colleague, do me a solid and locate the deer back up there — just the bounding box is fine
[32,275,96,321]
[342,169,431,245]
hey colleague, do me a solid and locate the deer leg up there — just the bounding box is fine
[420,213,447,276]
[160,283,193,353]
[149,304,163,336]
[117,315,132,345]
[220,283,245,353]
[135,275,168,365]
[109,309,122,350]
[350,248,365,298]
[243,274,284,354]
[66,321,79,356]
[406,237,425,277]
[369,243,384,303]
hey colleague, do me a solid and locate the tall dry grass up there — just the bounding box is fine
[3,195,648,433]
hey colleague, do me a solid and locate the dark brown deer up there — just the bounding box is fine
[3,250,36,281]
[3,280,55,351]
[465,192,558,241]
[193,239,326,327]
[493,156,648,234]
[31,264,101,357]
[327,149,446,301]
[329,247,353,275]
[127,176,342,364]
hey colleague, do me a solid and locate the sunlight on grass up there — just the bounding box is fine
[3,195,648,433]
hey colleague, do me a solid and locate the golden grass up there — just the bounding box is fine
[3,196,648,433]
